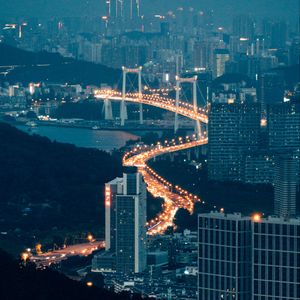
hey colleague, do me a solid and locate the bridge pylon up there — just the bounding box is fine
[121,66,143,126]
[103,98,113,120]
[175,75,201,138]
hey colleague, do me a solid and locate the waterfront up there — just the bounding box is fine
[16,125,140,151]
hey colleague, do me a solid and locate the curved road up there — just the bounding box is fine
[95,90,209,235]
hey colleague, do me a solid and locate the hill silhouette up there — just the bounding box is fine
[0,122,122,233]
[0,43,121,86]
[0,249,144,300]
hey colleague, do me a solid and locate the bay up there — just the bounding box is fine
[16,125,140,151]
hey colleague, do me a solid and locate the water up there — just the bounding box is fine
[17,125,140,151]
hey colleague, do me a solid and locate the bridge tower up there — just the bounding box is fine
[103,97,113,120]
[121,66,143,126]
[175,75,201,138]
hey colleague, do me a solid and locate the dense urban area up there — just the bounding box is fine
[0,1,299,299]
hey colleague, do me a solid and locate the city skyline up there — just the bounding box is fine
[0,0,299,25]
[0,0,299,299]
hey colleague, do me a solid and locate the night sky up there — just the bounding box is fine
[0,0,299,26]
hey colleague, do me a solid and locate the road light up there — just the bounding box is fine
[21,252,29,264]
[87,234,94,242]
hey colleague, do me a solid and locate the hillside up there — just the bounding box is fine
[0,249,143,300]
[0,43,121,86]
[0,122,122,233]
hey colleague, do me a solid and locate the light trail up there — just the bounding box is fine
[123,136,208,235]
[95,89,209,235]
[30,241,105,267]
[94,90,208,124]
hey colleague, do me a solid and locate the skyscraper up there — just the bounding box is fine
[198,212,300,300]
[271,21,288,49]
[274,155,298,219]
[198,212,252,300]
[193,41,211,70]
[213,49,230,78]
[232,15,255,41]
[94,167,147,274]
[105,177,123,251]
[268,102,300,183]
[123,0,140,20]
[115,167,147,274]
[252,216,300,300]
[105,167,147,273]
[259,73,284,106]
[208,102,261,181]
[267,102,300,152]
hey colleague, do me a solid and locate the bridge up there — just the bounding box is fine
[94,67,209,235]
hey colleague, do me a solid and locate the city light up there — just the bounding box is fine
[260,118,267,127]
[87,234,94,242]
[252,213,262,222]
[21,252,30,263]
[94,90,208,125]
[123,133,208,235]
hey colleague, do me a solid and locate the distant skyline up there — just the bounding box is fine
[0,0,299,27]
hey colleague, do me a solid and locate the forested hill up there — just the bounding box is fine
[0,43,121,86]
[0,122,122,232]
[0,249,144,300]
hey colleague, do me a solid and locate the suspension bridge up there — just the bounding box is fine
[94,66,209,235]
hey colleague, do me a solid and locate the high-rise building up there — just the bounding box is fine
[93,167,147,274]
[105,177,123,252]
[271,21,288,49]
[232,15,255,41]
[123,0,140,20]
[213,49,230,78]
[243,150,276,184]
[115,167,147,274]
[258,73,284,106]
[208,102,261,181]
[252,216,300,300]
[267,102,300,151]
[198,212,252,300]
[267,102,300,183]
[193,41,211,70]
[198,212,300,300]
[274,156,298,218]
